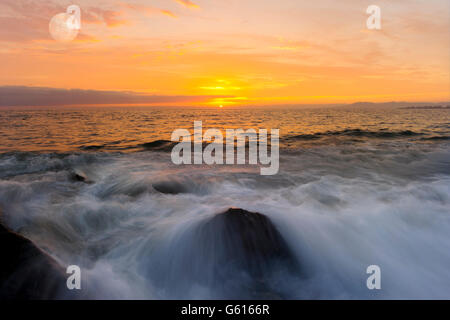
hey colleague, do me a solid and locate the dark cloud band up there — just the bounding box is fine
[0,86,232,107]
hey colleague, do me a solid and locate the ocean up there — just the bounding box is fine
[0,105,449,299]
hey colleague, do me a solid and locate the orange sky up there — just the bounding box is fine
[0,0,449,106]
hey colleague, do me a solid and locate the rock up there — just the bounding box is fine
[69,171,93,184]
[199,208,298,277]
[70,172,86,182]
[145,208,300,299]
[0,210,80,300]
[152,181,188,194]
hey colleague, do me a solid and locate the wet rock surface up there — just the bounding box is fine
[145,208,300,299]
[0,211,80,300]
[201,208,298,277]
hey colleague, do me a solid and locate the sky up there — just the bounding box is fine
[0,0,449,106]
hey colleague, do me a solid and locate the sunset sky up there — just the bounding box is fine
[0,0,449,106]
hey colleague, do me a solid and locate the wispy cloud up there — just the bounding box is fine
[0,0,127,42]
[160,10,177,18]
[84,7,128,27]
[123,3,178,19]
[175,0,200,9]
[0,0,60,41]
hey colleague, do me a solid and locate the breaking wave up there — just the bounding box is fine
[72,129,449,154]
[0,140,449,299]
[285,129,423,141]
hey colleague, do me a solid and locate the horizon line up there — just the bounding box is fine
[0,85,448,108]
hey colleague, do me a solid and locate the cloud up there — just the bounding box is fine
[0,0,127,42]
[160,10,177,18]
[83,7,128,27]
[175,0,200,9]
[0,0,61,41]
[0,86,232,107]
[123,3,178,19]
[72,33,101,43]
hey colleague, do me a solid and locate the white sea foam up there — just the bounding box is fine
[0,142,449,299]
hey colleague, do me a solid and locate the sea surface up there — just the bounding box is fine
[0,105,449,299]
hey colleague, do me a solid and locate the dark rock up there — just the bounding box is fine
[0,211,81,300]
[145,208,300,299]
[200,208,298,277]
[152,181,188,194]
[70,173,86,182]
[69,172,93,184]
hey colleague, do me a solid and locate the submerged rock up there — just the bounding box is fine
[0,211,80,300]
[152,177,210,196]
[69,171,94,184]
[200,208,298,277]
[70,172,86,182]
[145,208,300,299]
[152,180,188,195]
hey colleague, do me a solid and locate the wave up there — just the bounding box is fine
[0,142,450,299]
[80,140,177,152]
[421,136,450,141]
[61,129,449,154]
[139,140,176,151]
[79,140,135,151]
[285,129,424,141]
[79,145,105,151]
[0,152,114,179]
